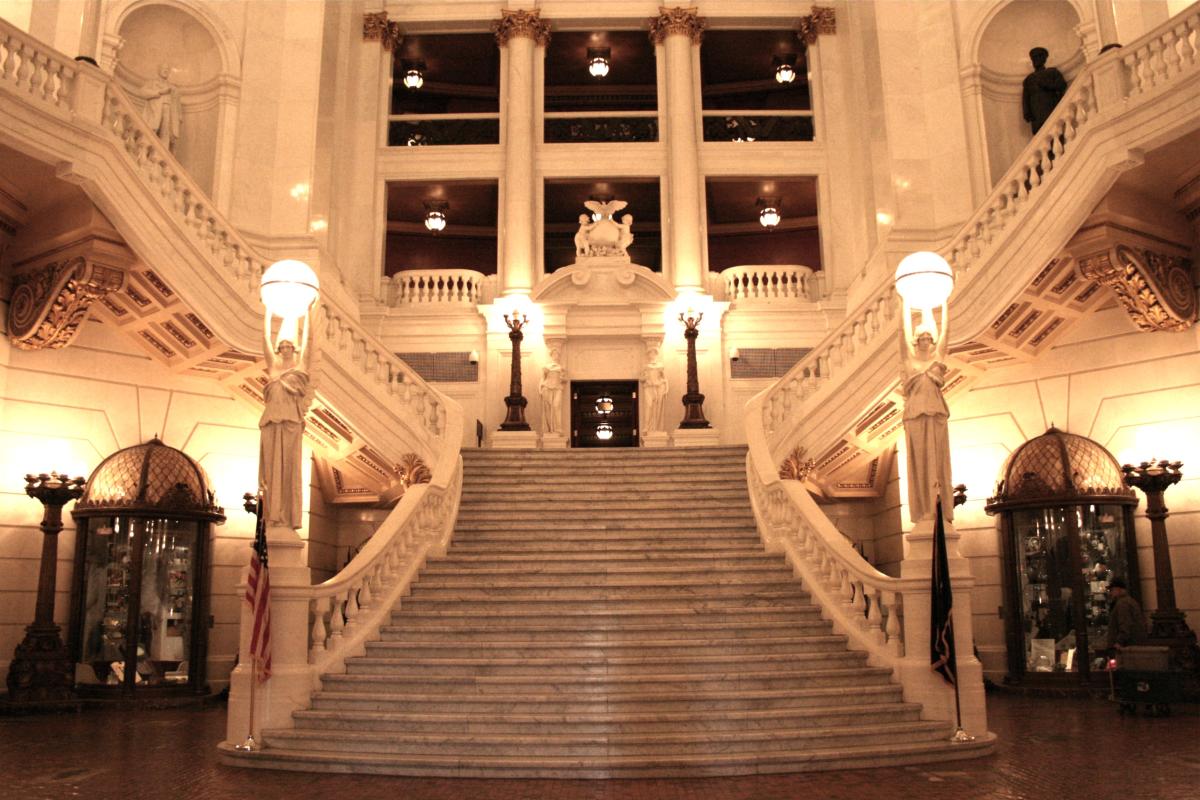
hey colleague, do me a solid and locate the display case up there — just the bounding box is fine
[68,438,224,696]
[986,427,1139,685]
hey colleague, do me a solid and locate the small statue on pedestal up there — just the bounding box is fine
[539,348,566,435]
[1022,47,1067,135]
[641,347,668,434]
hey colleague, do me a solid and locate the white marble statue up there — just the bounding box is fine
[259,307,314,529]
[575,199,634,258]
[641,348,668,434]
[900,300,954,523]
[137,64,182,151]
[539,349,566,434]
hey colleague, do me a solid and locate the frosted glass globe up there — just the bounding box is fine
[894,251,954,308]
[260,259,320,318]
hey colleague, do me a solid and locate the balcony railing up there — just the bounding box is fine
[544,110,658,143]
[387,113,500,146]
[721,265,818,303]
[384,269,492,307]
[702,111,815,142]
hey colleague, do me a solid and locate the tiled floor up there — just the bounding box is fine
[1,693,1196,800]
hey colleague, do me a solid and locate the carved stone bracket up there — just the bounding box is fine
[9,257,126,350]
[649,6,705,44]
[1078,244,1196,331]
[492,9,552,47]
[396,452,431,488]
[363,11,401,51]
[779,446,816,482]
[797,6,837,44]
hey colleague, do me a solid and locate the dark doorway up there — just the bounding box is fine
[571,380,638,448]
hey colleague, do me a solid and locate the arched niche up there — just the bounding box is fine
[960,1,1089,191]
[104,0,241,213]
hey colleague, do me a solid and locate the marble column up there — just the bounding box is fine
[493,10,550,296]
[650,8,706,294]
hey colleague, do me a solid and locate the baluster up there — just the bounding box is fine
[344,585,359,628]
[13,41,32,92]
[883,590,903,656]
[328,593,346,644]
[310,596,328,661]
[866,586,885,644]
[1162,30,1182,77]
[840,570,856,613]
[1176,21,1197,69]
[357,570,373,611]
[1151,39,1169,87]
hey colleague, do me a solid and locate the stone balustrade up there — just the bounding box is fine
[721,265,816,303]
[0,24,75,112]
[385,269,490,307]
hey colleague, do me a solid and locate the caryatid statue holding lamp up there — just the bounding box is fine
[895,251,956,524]
[258,259,319,530]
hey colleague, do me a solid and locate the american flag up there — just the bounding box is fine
[245,492,272,683]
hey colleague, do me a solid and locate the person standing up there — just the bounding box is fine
[1106,577,1149,651]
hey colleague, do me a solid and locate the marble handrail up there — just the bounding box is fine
[722,264,816,303]
[0,24,76,113]
[386,269,488,306]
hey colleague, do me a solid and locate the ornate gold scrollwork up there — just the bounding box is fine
[363,11,401,51]
[8,257,125,350]
[396,452,432,488]
[648,6,705,44]
[492,8,552,47]
[779,446,816,482]
[797,6,837,44]
[1078,244,1197,332]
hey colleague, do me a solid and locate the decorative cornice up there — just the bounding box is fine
[9,257,126,350]
[363,11,401,51]
[779,446,816,482]
[648,6,705,44]
[1077,244,1197,331]
[797,6,837,44]
[492,9,551,47]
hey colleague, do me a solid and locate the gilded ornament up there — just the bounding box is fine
[363,11,401,51]
[396,452,432,488]
[648,7,705,44]
[9,257,125,351]
[797,6,837,44]
[779,447,816,482]
[1078,244,1196,332]
[492,9,552,47]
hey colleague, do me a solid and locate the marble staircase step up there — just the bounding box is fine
[460,486,750,500]
[308,683,907,715]
[413,570,797,588]
[393,595,817,616]
[291,702,924,735]
[363,634,851,658]
[404,583,810,602]
[419,560,787,578]
[318,666,896,694]
[377,618,836,642]
[428,550,778,568]
[344,651,868,677]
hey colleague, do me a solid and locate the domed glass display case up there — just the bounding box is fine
[68,439,225,696]
[986,427,1140,684]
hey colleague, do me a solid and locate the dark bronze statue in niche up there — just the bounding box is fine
[1022,47,1068,135]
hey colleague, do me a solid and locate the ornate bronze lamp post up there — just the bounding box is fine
[1122,459,1195,644]
[500,312,531,431]
[677,309,710,428]
[6,472,85,705]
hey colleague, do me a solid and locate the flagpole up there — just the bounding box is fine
[931,491,974,744]
[235,491,264,752]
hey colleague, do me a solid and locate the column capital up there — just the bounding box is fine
[362,11,401,51]
[797,6,837,44]
[648,6,705,45]
[492,9,551,47]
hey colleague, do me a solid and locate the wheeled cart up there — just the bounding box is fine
[1111,646,1182,715]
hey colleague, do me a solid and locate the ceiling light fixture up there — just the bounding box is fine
[757,197,781,230]
[402,60,425,90]
[595,422,614,441]
[587,47,611,78]
[423,199,448,233]
[774,53,797,85]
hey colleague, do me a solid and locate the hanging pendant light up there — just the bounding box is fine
[402,60,425,90]
[595,396,614,415]
[757,196,781,230]
[774,53,797,85]
[595,423,614,441]
[587,47,611,78]
[423,200,448,233]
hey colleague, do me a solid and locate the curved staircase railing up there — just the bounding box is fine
[745,4,1200,710]
[0,19,467,729]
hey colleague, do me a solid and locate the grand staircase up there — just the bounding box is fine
[244,447,991,777]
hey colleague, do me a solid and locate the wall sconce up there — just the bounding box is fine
[402,60,425,90]
[774,53,797,84]
[757,197,781,230]
[588,47,611,78]
[423,200,449,233]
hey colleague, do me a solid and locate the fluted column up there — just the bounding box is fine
[650,7,706,293]
[493,9,550,296]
